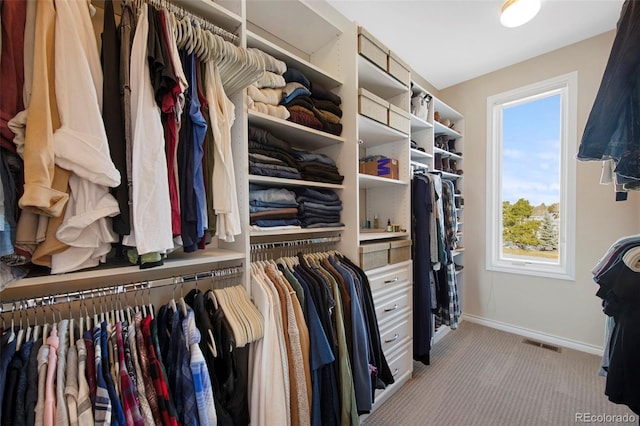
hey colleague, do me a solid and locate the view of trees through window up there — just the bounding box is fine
[501,93,561,263]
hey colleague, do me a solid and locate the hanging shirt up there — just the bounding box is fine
[93,325,112,426]
[189,55,208,240]
[249,269,290,426]
[183,307,217,426]
[117,322,144,426]
[128,320,156,426]
[101,321,124,426]
[65,337,79,426]
[18,0,69,217]
[55,319,70,425]
[204,61,241,242]
[24,337,43,426]
[123,3,173,255]
[134,313,162,426]
[141,315,178,426]
[44,326,58,426]
[76,337,94,425]
[101,0,130,236]
[34,342,50,426]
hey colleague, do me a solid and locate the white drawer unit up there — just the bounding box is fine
[374,283,412,325]
[370,342,413,413]
[379,313,412,355]
[367,260,412,293]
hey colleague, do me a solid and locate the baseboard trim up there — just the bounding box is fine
[463,314,604,356]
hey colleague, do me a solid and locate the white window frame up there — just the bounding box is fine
[486,72,577,281]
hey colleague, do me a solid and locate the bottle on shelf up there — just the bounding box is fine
[386,219,392,232]
[373,213,380,229]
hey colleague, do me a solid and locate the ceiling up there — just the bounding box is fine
[326,0,624,90]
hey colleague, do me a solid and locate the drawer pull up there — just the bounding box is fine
[384,276,399,284]
[392,368,399,376]
[384,304,399,312]
[385,333,399,343]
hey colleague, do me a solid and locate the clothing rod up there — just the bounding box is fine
[0,265,243,314]
[250,236,342,251]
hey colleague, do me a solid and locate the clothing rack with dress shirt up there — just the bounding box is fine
[250,235,342,258]
[0,265,243,315]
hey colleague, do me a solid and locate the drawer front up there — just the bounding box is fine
[374,284,411,325]
[379,314,411,355]
[373,342,413,406]
[386,342,413,382]
[368,261,412,293]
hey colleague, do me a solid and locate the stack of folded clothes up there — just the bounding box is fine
[280,69,343,136]
[249,185,301,229]
[248,126,301,179]
[247,48,289,119]
[309,81,343,136]
[291,148,344,184]
[296,187,343,228]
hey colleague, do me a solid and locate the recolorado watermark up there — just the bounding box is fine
[575,412,636,423]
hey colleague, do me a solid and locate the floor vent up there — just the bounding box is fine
[522,338,562,353]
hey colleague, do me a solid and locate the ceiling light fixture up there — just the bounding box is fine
[500,0,541,28]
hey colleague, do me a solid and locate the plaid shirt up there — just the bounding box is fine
[93,326,112,426]
[183,308,217,426]
[167,309,199,426]
[142,315,178,426]
[135,313,162,425]
[116,322,144,426]
[83,330,97,409]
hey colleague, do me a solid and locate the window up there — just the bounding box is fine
[486,73,577,280]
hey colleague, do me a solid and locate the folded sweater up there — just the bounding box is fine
[253,71,286,89]
[247,85,283,105]
[283,67,311,89]
[310,81,341,105]
[312,99,343,117]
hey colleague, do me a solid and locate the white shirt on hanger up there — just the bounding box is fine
[122,3,174,254]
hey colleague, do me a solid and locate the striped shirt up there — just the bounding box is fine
[75,337,94,425]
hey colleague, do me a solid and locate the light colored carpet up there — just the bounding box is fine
[364,321,636,426]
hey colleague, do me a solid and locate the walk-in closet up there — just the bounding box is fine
[1,0,638,424]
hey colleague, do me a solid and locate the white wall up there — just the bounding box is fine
[440,30,640,350]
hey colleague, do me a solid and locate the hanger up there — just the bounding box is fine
[15,302,25,351]
[178,277,188,317]
[68,293,75,348]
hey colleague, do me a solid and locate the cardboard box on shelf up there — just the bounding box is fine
[359,156,399,180]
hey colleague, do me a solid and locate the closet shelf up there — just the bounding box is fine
[0,248,246,298]
[433,147,462,160]
[248,110,346,149]
[410,160,430,171]
[433,121,462,139]
[440,171,461,180]
[246,1,342,59]
[359,173,408,189]
[250,227,345,237]
[433,98,463,122]
[410,148,433,162]
[358,114,408,147]
[358,55,408,99]
[410,114,433,132]
[173,0,242,34]
[359,231,410,242]
[247,31,342,89]
[249,175,344,190]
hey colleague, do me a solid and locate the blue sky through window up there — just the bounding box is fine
[502,94,561,206]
